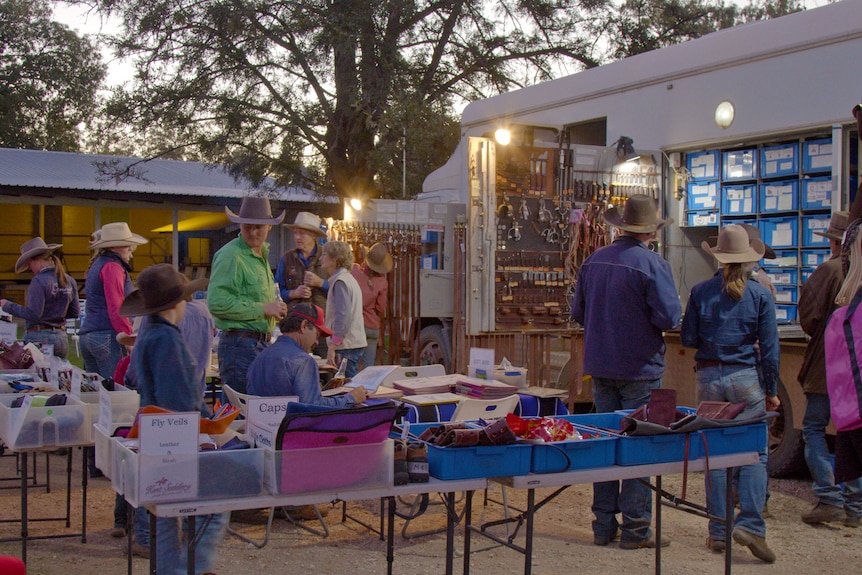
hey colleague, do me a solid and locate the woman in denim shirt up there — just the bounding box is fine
[681,224,780,563]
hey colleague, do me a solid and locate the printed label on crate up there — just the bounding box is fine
[688,153,717,180]
[804,179,832,205]
[763,147,795,176]
[762,183,795,211]
[139,413,199,455]
[688,182,717,209]
[767,222,796,248]
[765,271,794,285]
[775,289,795,304]
[246,396,298,431]
[724,150,756,180]
[724,187,754,214]
[139,453,198,503]
[806,141,832,171]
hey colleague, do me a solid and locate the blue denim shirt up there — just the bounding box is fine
[132,315,210,416]
[681,271,779,396]
[247,335,355,408]
[572,235,681,381]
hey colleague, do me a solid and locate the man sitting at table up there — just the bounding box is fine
[247,303,366,407]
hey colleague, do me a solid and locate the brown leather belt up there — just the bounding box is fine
[695,360,747,370]
[27,325,64,332]
[223,329,271,342]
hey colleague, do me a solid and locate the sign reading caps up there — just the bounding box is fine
[137,412,199,503]
[246,396,297,449]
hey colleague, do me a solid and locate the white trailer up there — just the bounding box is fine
[418,1,862,476]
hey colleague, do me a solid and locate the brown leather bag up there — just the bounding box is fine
[0,341,34,370]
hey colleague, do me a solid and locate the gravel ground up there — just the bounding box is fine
[1,450,860,575]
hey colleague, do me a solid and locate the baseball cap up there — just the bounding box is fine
[289,303,333,337]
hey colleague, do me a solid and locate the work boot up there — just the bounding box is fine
[393,440,409,486]
[593,528,620,546]
[707,537,725,553]
[801,502,844,524]
[844,512,861,528]
[619,535,671,549]
[122,540,149,558]
[732,527,776,563]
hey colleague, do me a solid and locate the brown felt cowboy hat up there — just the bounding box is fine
[225,196,285,225]
[89,222,148,250]
[120,264,209,317]
[361,243,393,275]
[603,194,672,233]
[702,224,766,264]
[814,211,850,242]
[15,237,62,273]
[284,211,326,237]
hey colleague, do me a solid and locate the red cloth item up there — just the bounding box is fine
[113,355,131,385]
[0,555,26,575]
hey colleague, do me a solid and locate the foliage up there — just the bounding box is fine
[79,0,801,199]
[0,0,106,151]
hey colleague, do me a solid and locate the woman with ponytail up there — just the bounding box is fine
[681,223,780,562]
[1,237,79,359]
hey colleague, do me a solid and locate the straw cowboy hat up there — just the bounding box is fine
[120,264,209,317]
[603,194,673,233]
[814,211,850,242]
[702,224,766,264]
[285,211,325,237]
[361,243,393,275]
[15,237,62,273]
[89,222,148,250]
[225,196,285,225]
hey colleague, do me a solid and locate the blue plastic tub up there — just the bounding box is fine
[529,424,616,474]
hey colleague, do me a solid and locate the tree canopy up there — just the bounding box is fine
[0,0,106,151]
[83,0,801,199]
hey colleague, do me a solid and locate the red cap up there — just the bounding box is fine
[289,304,333,337]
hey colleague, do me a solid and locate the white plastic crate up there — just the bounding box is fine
[0,393,91,450]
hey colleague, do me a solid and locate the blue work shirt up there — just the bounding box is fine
[571,235,681,381]
[247,335,355,408]
[680,271,779,396]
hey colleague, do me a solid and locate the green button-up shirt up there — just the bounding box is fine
[207,236,276,333]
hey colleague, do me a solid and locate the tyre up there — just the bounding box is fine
[418,324,452,373]
[767,378,807,478]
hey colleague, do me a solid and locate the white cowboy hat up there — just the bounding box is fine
[702,224,766,264]
[15,237,62,273]
[89,222,148,250]
[285,211,325,237]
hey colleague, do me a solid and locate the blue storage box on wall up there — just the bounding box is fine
[801,249,830,268]
[721,184,757,215]
[775,305,798,324]
[759,180,798,213]
[760,216,798,248]
[803,138,832,173]
[802,214,831,247]
[686,180,718,210]
[687,211,718,227]
[686,150,720,180]
[722,148,758,181]
[760,142,799,179]
[769,249,798,267]
[763,267,798,286]
[801,175,832,210]
[774,285,798,305]
[801,267,816,283]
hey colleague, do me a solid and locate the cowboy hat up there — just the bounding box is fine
[702,224,766,264]
[361,243,393,275]
[288,303,333,337]
[89,222,148,250]
[285,211,325,237]
[814,211,850,242]
[739,224,776,260]
[603,194,672,233]
[225,196,286,225]
[120,264,209,317]
[15,237,62,273]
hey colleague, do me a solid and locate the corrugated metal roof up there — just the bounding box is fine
[0,147,330,202]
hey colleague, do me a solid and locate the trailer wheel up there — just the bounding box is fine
[418,325,452,373]
[767,378,807,478]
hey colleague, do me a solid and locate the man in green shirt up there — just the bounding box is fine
[208,196,288,395]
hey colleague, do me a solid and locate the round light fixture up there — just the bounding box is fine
[715,101,735,129]
[349,198,363,211]
[494,128,511,145]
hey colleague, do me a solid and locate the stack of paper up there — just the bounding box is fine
[400,392,463,406]
[391,374,462,395]
[455,376,519,399]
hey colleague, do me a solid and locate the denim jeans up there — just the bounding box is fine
[697,364,768,540]
[361,327,380,369]
[79,330,126,379]
[134,505,150,547]
[218,332,267,397]
[803,393,862,514]
[24,329,69,360]
[155,512,229,575]
[335,347,364,379]
[591,376,660,543]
